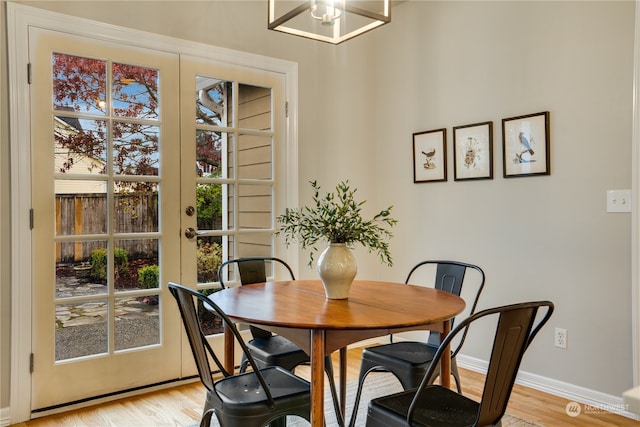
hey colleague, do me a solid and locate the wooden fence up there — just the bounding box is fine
[56,193,158,263]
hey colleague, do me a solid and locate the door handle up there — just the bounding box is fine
[184,227,198,239]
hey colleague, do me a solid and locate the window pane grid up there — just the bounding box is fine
[52,52,162,360]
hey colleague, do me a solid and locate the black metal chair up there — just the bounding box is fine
[365,300,554,427]
[168,282,311,427]
[218,257,299,363]
[349,260,485,427]
[217,257,342,425]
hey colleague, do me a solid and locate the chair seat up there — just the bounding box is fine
[247,335,311,370]
[364,341,438,366]
[359,341,458,393]
[367,385,479,427]
[212,367,311,426]
[215,367,310,405]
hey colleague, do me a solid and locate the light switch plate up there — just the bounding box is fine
[607,189,632,213]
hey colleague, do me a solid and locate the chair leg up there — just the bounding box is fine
[451,358,462,393]
[347,375,366,427]
[200,408,215,427]
[239,358,249,373]
[426,358,462,393]
[347,363,386,427]
[268,417,286,427]
[324,356,344,426]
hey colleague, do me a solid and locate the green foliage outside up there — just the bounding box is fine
[197,286,224,334]
[195,238,223,331]
[196,183,222,230]
[197,241,222,283]
[90,247,129,281]
[138,265,159,289]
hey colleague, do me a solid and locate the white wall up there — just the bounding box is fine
[1,0,635,413]
[366,1,634,397]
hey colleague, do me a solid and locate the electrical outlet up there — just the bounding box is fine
[554,327,567,349]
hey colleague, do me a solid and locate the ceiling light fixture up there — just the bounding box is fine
[268,0,391,45]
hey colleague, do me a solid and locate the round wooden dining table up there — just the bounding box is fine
[208,279,466,427]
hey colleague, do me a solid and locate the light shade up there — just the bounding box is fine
[268,0,391,45]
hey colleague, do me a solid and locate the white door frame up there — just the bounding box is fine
[632,1,640,388]
[7,3,299,423]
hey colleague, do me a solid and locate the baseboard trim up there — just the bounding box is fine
[1,406,10,427]
[457,354,639,421]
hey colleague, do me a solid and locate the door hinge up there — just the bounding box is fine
[27,63,32,84]
[29,208,34,229]
[30,353,34,373]
[285,101,289,118]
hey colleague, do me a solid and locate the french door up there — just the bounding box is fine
[30,28,182,410]
[29,27,286,411]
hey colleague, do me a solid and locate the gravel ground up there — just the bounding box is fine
[56,317,160,360]
[55,265,161,361]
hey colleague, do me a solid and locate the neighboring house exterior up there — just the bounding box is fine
[54,115,107,194]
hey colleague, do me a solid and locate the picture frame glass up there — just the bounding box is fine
[454,123,492,180]
[503,113,549,176]
[413,130,446,182]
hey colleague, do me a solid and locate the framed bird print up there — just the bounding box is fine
[413,128,447,183]
[502,111,550,178]
[453,121,493,181]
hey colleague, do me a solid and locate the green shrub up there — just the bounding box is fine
[196,241,222,283]
[138,265,159,289]
[114,247,129,271]
[196,183,222,230]
[90,247,129,281]
[90,248,108,280]
[197,287,223,334]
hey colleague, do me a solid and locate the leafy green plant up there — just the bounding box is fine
[138,265,159,289]
[196,183,222,230]
[114,247,129,270]
[197,241,223,283]
[276,180,398,267]
[197,287,224,334]
[90,249,108,280]
[90,247,129,281]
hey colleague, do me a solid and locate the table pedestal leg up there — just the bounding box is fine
[339,347,347,418]
[224,324,234,373]
[311,330,325,427]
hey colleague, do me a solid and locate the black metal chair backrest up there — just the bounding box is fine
[408,300,554,426]
[218,257,295,288]
[168,282,275,406]
[218,257,295,339]
[405,260,485,348]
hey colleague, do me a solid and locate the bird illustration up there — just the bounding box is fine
[518,132,534,156]
[422,149,436,169]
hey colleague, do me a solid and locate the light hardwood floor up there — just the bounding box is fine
[13,347,638,427]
